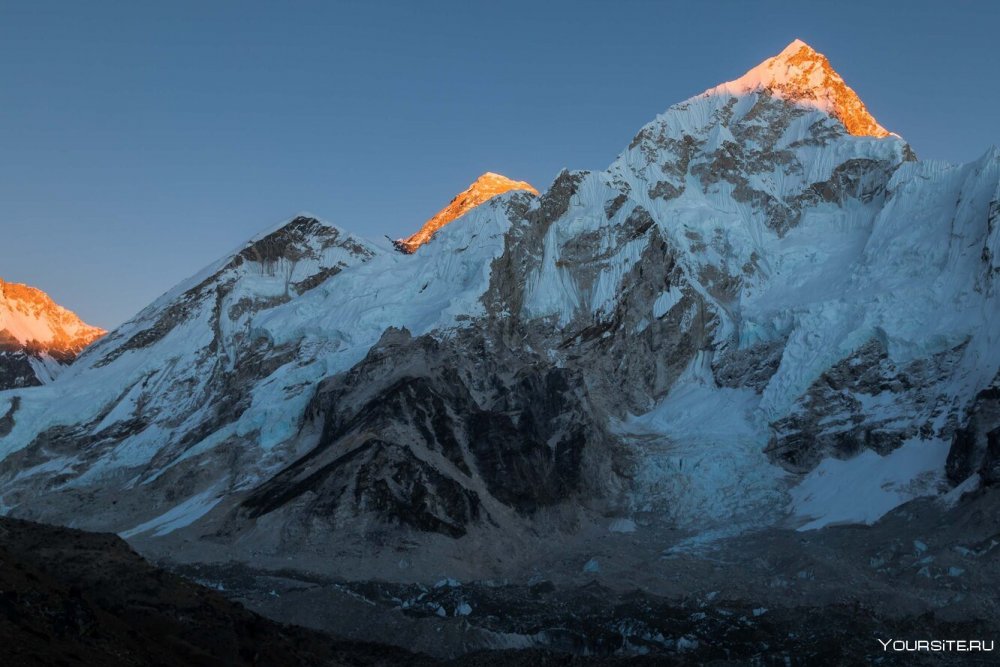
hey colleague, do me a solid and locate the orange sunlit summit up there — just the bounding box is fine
[396,173,538,253]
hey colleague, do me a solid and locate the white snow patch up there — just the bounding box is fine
[652,287,683,318]
[119,488,222,538]
[790,438,949,530]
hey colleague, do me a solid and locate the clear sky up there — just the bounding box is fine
[2,0,998,328]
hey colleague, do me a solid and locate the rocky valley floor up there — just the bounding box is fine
[141,487,1000,665]
[3,504,998,667]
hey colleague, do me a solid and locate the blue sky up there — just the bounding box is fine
[2,0,998,328]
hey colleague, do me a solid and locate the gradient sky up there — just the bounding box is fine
[2,0,998,328]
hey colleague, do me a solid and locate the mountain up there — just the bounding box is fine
[1,39,998,657]
[395,172,538,253]
[0,278,105,389]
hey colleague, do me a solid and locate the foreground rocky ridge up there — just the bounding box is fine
[0,515,424,666]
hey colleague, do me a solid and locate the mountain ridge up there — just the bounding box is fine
[0,41,996,604]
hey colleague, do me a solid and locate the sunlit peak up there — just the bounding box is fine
[396,173,538,253]
[0,277,106,359]
[709,39,890,138]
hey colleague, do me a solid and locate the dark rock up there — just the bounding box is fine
[0,516,427,666]
[0,396,19,437]
[0,352,41,390]
[947,381,1000,485]
[232,327,609,538]
[980,427,1000,485]
[769,338,961,472]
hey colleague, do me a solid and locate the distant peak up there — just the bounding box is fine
[470,172,534,188]
[709,40,890,138]
[463,172,538,197]
[0,277,105,359]
[396,173,538,253]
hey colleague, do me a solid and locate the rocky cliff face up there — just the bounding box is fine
[0,41,998,568]
[0,278,105,390]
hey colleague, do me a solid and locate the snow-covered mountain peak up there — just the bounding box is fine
[0,278,105,359]
[776,37,817,58]
[0,278,105,388]
[708,38,890,138]
[396,172,538,253]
